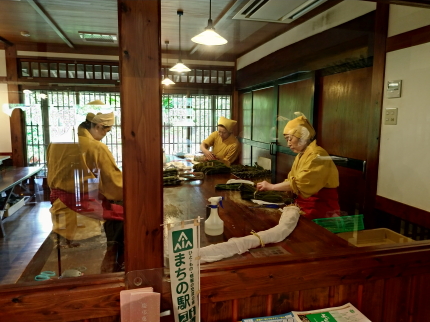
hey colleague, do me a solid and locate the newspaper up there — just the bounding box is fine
[292,303,371,322]
[242,312,296,322]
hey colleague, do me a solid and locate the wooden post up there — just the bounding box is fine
[5,44,26,166]
[364,3,389,224]
[118,0,163,271]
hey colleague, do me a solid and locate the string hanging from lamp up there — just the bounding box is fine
[170,10,191,73]
[162,40,175,85]
[191,0,227,46]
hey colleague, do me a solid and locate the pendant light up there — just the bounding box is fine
[170,10,191,73]
[162,40,175,85]
[191,0,227,46]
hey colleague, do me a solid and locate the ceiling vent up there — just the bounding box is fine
[78,32,118,44]
[233,0,327,23]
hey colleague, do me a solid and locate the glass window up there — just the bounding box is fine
[59,63,67,78]
[50,63,58,77]
[21,61,29,76]
[31,62,39,77]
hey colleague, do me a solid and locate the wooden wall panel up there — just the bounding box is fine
[237,296,267,321]
[201,301,233,322]
[239,92,252,139]
[10,108,26,167]
[331,284,360,308]
[382,276,412,322]
[360,279,385,322]
[412,273,430,320]
[275,153,295,184]
[317,67,373,160]
[300,287,331,311]
[277,79,314,147]
[252,87,275,143]
[271,291,300,315]
[337,166,365,216]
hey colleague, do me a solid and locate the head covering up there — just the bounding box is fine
[86,112,115,127]
[86,100,105,106]
[283,115,316,140]
[218,116,237,133]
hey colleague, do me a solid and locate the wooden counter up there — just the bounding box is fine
[165,171,430,322]
[164,172,349,258]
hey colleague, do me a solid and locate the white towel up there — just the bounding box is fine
[199,205,300,263]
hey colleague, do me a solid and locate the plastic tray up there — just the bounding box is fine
[312,214,364,233]
[337,228,415,247]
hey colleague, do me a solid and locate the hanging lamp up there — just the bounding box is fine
[170,10,191,73]
[191,0,227,46]
[162,40,175,85]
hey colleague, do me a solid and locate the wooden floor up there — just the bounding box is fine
[0,200,52,284]
[0,198,119,285]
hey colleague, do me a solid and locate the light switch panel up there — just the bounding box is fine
[384,108,398,125]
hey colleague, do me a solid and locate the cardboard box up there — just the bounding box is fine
[4,197,27,218]
[337,228,415,247]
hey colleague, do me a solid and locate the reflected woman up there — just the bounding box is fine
[47,109,123,257]
[256,113,340,219]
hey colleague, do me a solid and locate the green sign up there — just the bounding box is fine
[172,229,193,253]
[305,312,337,322]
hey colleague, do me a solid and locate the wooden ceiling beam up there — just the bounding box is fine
[364,0,430,8]
[0,36,13,47]
[26,0,75,49]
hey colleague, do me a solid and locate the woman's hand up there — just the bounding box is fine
[256,180,273,191]
[203,151,217,160]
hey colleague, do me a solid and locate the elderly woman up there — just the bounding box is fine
[200,116,241,166]
[47,110,123,247]
[256,114,340,219]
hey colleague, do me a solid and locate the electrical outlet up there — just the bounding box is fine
[384,108,398,125]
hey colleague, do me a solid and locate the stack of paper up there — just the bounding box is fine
[120,287,160,322]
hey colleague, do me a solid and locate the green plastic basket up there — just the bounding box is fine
[312,214,364,233]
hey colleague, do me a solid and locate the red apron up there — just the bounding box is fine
[295,188,340,220]
[50,189,123,221]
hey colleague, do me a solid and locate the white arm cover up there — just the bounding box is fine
[200,205,301,263]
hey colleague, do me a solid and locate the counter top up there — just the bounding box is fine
[163,172,350,264]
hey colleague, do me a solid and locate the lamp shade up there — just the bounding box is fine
[161,77,175,85]
[169,62,191,73]
[191,28,228,46]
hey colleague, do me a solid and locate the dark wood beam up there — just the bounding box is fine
[364,3,390,224]
[0,36,13,47]
[26,0,75,49]
[364,0,430,8]
[118,0,164,271]
[386,24,430,52]
[16,42,119,57]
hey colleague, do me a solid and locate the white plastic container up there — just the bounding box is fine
[204,196,224,236]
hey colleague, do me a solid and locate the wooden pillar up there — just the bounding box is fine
[5,44,26,166]
[364,3,389,224]
[118,0,163,271]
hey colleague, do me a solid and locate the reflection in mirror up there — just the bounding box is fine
[0,94,124,285]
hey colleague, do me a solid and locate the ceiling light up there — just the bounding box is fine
[78,31,118,44]
[20,31,30,37]
[170,10,191,73]
[162,41,175,86]
[191,0,227,46]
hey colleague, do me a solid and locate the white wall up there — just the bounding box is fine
[236,1,376,70]
[0,49,12,153]
[377,7,430,211]
[388,4,430,37]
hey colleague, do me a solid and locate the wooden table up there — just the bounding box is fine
[0,166,43,237]
[164,172,349,262]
